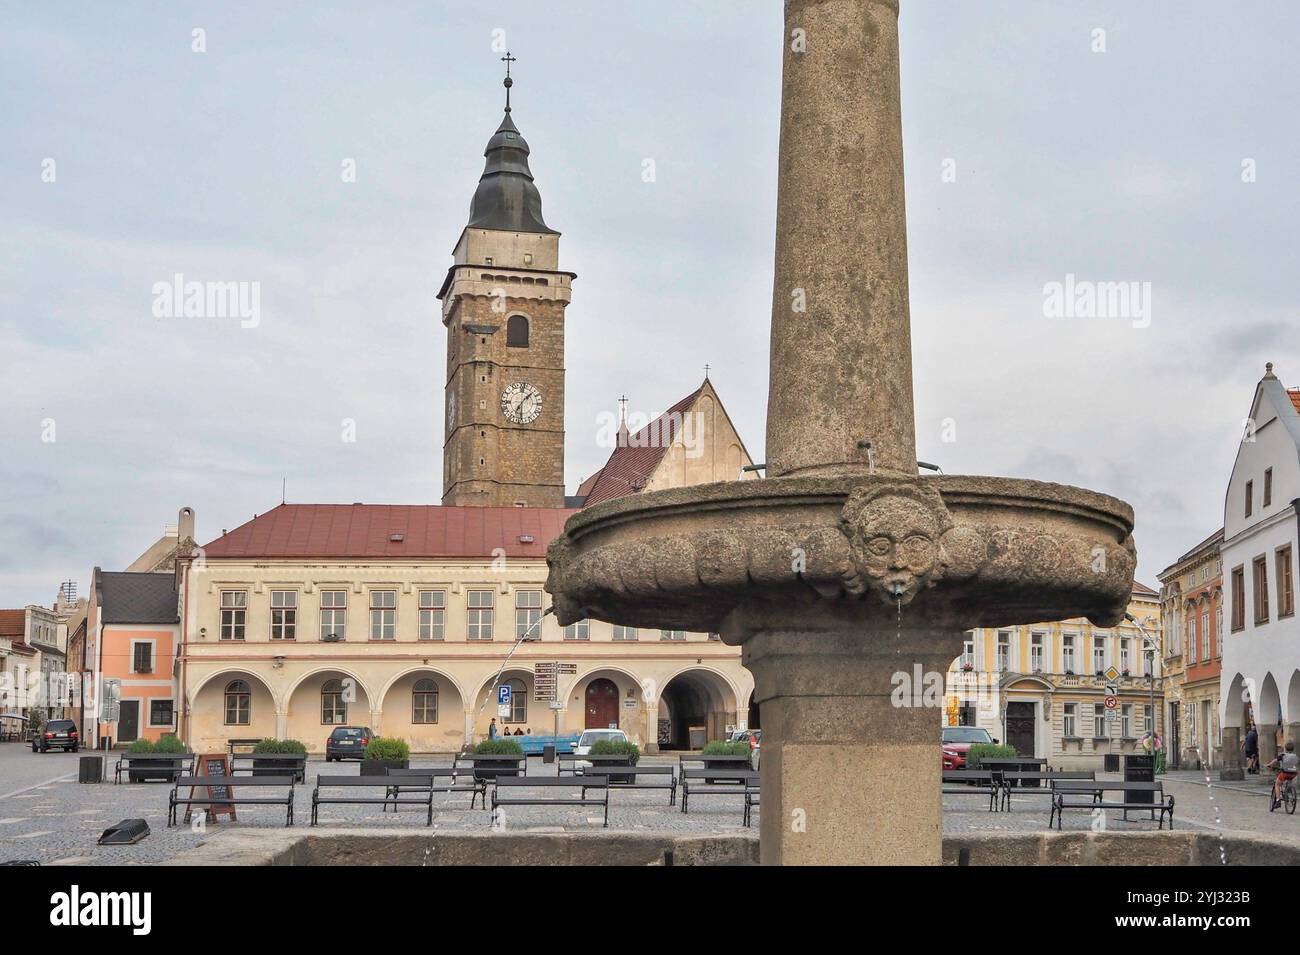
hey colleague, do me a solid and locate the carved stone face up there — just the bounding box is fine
[841,490,946,605]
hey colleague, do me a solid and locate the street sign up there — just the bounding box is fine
[1105,683,1119,698]
[1104,695,1118,709]
[1104,665,1120,682]
[497,703,511,719]
[497,684,512,706]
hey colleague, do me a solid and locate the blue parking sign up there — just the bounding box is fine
[498,684,512,706]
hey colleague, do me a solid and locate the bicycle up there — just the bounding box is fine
[1268,764,1297,814]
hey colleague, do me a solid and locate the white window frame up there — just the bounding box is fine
[660,630,686,641]
[516,590,543,641]
[418,591,445,641]
[1030,632,1044,672]
[612,626,637,641]
[1062,634,1076,673]
[564,619,590,641]
[1063,702,1077,738]
[320,590,348,641]
[271,590,297,640]
[467,590,494,640]
[220,590,247,641]
[369,590,397,641]
[129,638,157,675]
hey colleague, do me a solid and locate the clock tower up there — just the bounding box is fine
[439,61,573,508]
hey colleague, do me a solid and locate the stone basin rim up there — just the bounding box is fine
[562,473,1135,540]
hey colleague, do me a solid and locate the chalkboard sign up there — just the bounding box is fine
[186,753,237,823]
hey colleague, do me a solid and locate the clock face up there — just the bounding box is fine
[501,381,543,424]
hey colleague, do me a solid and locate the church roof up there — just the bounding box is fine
[465,110,558,235]
[200,504,575,560]
[582,387,704,507]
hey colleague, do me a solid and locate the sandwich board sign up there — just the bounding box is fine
[185,753,236,824]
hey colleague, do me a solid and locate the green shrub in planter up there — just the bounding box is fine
[126,738,156,754]
[589,739,640,765]
[701,740,749,757]
[363,737,411,761]
[252,738,308,755]
[154,734,187,753]
[965,744,1017,769]
[474,738,524,756]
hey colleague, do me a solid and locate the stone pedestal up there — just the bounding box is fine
[741,622,962,865]
[1220,726,1244,781]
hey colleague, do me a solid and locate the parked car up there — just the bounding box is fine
[32,719,79,753]
[325,725,374,761]
[729,728,762,770]
[572,728,628,770]
[941,726,996,770]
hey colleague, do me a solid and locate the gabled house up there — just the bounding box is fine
[1219,363,1300,774]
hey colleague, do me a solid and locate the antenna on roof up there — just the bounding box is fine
[282,477,286,505]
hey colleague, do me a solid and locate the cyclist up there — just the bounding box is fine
[1267,741,1298,811]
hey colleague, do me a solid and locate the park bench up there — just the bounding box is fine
[231,752,307,783]
[558,752,633,776]
[941,770,1001,811]
[114,752,196,784]
[579,765,678,805]
[678,753,753,784]
[491,776,610,827]
[168,774,295,827]
[383,767,487,810]
[679,767,760,821]
[311,775,434,826]
[744,776,760,828]
[998,770,1095,810]
[1048,780,1175,830]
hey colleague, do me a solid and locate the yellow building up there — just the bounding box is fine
[945,584,1163,769]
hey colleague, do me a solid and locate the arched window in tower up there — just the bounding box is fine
[507,314,530,348]
[224,680,251,725]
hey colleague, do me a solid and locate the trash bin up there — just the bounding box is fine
[542,744,556,764]
[1124,754,1155,813]
[1103,754,1120,773]
[79,755,104,784]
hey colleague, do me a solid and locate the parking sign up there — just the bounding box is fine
[497,684,512,706]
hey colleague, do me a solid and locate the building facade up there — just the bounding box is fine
[1157,528,1223,770]
[945,585,1163,770]
[1220,363,1300,772]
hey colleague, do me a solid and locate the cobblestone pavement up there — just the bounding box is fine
[7,743,1300,865]
[0,748,756,865]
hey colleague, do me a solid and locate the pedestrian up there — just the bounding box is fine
[488,718,498,741]
[1244,723,1259,774]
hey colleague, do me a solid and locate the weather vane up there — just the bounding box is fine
[502,51,517,112]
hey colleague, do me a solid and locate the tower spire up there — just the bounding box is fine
[501,51,516,113]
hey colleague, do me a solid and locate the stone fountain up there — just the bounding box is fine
[547,0,1136,865]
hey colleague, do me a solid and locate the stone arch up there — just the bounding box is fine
[378,668,467,754]
[1288,671,1300,728]
[1259,673,1283,762]
[1223,672,1251,729]
[472,667,536,738]
[285,667,373,751]
[187,668,278,751]
[658,666,740,750]
[571,666,645,737]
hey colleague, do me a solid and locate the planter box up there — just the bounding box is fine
[127,756,188,783]
[704,757,749,785]
[244,754,307,781]
[361,758,409,776]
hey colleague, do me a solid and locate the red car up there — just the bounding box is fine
[942,726,995,770]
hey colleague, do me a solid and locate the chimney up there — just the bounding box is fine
[178,506,195,542]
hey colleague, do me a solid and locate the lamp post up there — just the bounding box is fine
[1126,613,1160,763]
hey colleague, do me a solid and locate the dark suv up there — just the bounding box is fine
[325,726,374,761]
[33,719,79,753]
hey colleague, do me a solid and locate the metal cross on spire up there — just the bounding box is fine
[501,51,517,112]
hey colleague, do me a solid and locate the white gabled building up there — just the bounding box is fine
[1219,363,1300,774]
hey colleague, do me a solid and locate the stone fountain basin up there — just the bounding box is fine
[547,474,1135,634]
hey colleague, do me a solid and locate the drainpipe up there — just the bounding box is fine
[178,552,191,747]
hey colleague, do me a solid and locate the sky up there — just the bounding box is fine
[1,1,1297,606]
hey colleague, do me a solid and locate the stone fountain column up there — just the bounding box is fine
[546,0,1136,867]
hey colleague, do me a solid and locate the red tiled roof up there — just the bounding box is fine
[0,610,24,638]
[1288,389,1300,415]
[200,504,575,560]
[583,388,702,507]
[575,471,603,498]
[8,641,36,655]
[1131,581,1159,597]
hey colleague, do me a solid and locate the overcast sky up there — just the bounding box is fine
[2,1,1297,607]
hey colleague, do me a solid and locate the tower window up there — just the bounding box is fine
[524,253,533,265]
[507,314,530,348]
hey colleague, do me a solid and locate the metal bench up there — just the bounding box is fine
[744,777,760,828]
[384,767,487,810]
[311,775,434,826]
[492,776,610,827]
[1049,780,1175,830]
[557,753,633,776]
[115,753,195,784]
[998,770,1095,810]
[679,767,759,820]
[941,770,1001,811]
[168,774,295,827]
[579,766,678,805]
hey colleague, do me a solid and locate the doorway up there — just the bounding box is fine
[1168,702,1180,769]
[119,700,140,743]
[585,679,619,729]
[1005,701,1035,756]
